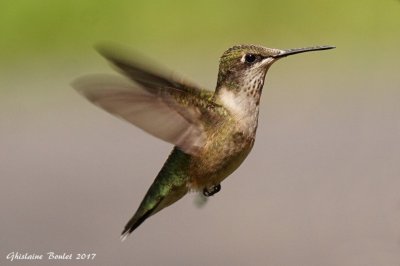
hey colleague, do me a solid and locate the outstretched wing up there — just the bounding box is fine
[96,45,200,95]
[72,46,220,155]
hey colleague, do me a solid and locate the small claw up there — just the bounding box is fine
[203,184,221,197]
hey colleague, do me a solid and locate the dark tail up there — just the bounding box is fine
[120,199,162,241]
[120,148,190,240]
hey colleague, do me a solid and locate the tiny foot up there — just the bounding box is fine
[203,184,221,197]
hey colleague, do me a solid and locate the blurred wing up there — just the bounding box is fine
[72,75,206,155]
[96,44,201,95]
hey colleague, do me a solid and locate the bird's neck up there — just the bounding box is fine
[214,84,262,137]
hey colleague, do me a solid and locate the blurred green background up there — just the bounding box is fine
[1,0,399,70]
[1,1,399,266]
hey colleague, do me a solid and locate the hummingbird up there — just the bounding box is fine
[73,43,334,240]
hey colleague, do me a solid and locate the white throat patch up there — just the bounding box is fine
[218,87,260,135]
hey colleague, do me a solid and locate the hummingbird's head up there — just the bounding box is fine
[216,45,280,93]
[216,44,335,96]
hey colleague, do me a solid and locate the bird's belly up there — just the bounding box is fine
[188,138,254,190]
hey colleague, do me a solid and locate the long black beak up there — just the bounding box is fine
[272,45,335,59]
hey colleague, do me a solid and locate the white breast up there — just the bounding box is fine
[218,87,260,136]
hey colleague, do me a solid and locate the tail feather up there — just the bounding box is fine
[120,199,162,241]
[120,148,190,240]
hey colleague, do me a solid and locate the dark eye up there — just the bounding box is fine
[244,54,256,63]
